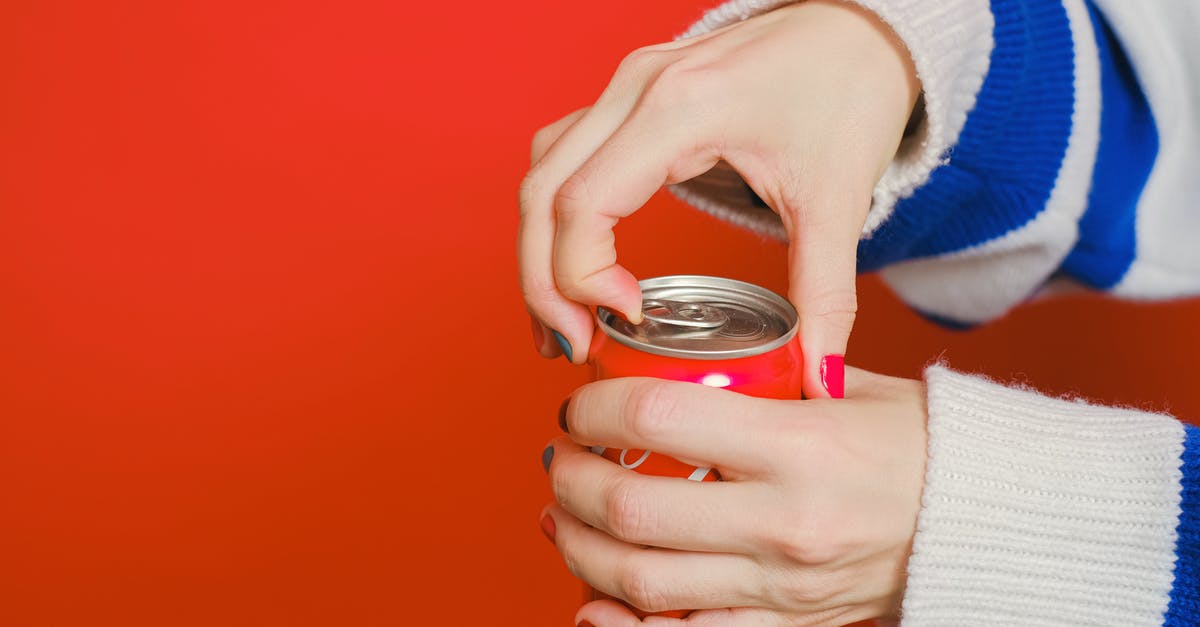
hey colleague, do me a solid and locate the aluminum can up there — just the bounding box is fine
[584,275,802,618]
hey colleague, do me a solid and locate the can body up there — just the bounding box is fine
[591,329,803,397]
[583,275,802,618]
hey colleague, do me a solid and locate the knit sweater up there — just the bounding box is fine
[674,1,1200,624]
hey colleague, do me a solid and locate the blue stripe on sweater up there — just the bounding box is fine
[858,0,1076,272]
[1060,3,1158,289]
[1165,424,1200,626]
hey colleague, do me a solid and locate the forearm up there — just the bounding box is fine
[907,366,1198,625]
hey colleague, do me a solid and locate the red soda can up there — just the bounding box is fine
[584,275,802,618]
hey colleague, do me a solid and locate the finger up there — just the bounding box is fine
[575,599,642,627]
[679,609,791,626]
[552,83,726,324]
[526,108,588,358]
[529,311,560,358]
[545,505,766,614]
[530,107,590,166]
[777,186,871,399]
[547,437,767,552]
[519,49,671,364]
[575,602,790,627]
[564,378,786,474]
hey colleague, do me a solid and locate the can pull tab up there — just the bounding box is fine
[641,299,728,329]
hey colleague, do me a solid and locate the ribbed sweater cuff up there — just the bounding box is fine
[669,0,993,240]
[1166,425,1199,625]
[904,366,1186,625]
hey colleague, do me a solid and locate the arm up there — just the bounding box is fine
[909,366,1198,625]
[540,365,1199,626]
[675,0,1199,326]
[668,3,1200,616]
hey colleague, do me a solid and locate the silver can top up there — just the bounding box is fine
[597,275,798,360]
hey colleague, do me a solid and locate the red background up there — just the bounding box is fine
[2,1,1197,625]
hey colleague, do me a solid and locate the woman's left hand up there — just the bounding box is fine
[540,367,927,626]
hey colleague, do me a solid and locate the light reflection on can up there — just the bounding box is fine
[584,275,802,619]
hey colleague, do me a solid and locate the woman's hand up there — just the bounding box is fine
[518,0,920,397]
[540,367,927,626]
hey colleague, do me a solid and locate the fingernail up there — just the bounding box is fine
[821,354,845,399]
[558,398,570,432]
[551,330,573,362]
[540,514,556,543]
[530,316,546,350]
[577,622,595,627]
[541,445,554,472]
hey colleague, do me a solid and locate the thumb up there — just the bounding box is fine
[782,192,868,399]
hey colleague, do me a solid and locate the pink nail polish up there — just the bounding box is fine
[821,354,844,399]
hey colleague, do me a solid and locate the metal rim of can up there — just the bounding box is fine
[596,275,798,360]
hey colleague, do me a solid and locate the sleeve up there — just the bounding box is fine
[905,366,1199,626]
[671,0,1199,327]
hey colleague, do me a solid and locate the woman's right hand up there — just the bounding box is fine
[541,367,929,625]
[518,0,920,397]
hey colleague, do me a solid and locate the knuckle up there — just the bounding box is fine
[777,570,834,607]
[548,462,571,511]
[560,543,582,579]
[650,61,696,90]
[530,125,558,163]
[742,570,777,609]
[811,288,859,318]
[776,532,817,565]
[518,170,547,218]
[617,558,667,612]
[776,182,818,223]
[774,416,835,475]
[616,46,667,77]
[556,277,590,303]
[774,516,839,568]
[518,273,559,308]
[554,261,621,304]
[623,380,677,442]
[554,172,593,221]
[806,289,859,331]
[646,62,719,110]
[604,475,650,542]
[778,421,818,459]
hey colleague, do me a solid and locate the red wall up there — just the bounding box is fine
[2,1,1196,625]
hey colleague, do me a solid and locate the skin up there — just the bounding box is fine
[544,368,928,625]
[520,2,928,624]
[518,0,920,397]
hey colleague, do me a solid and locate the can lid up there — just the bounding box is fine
[597,275,798,360]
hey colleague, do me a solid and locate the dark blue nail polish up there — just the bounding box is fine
[551,330,573,362]
[542,445,554,472]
